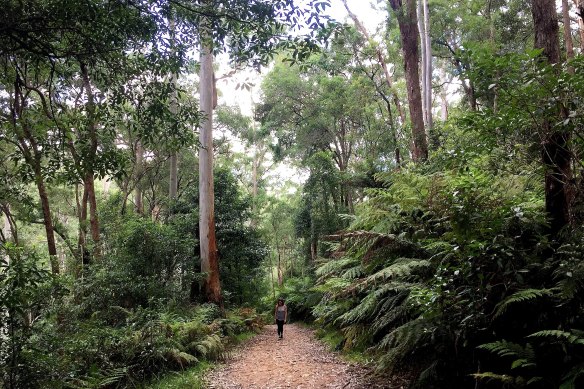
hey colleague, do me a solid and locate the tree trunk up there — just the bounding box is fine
[77,183,90,267]
[532,0,573,235]
[389,0,428,162]
[422,0,433,131]
[574,0,584,51]
[1,205,18,245]
[135,140,144,214]
[12,80,59,274]
[277,251,283,286]
[342,0,406,124]
[36,167,59,274]
[169,17,179,202]
[86,173,100,256]
[199,35,222,305]
[417,0,427,125]
[80,63,100,258]
[563,0,575,71]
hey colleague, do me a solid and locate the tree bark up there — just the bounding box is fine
[389,0,428,162]
[422,0,433,132]
[134,140,144,214]
[574,0,584,51]
[563,0,575,69]
[80,62,100,258]
[169,75,179,201]
[12,79,59,274]
[1,205,18,245]
[417,0,427,125]
[199,32,222,305]
[532,0,573,235]
[169,17,179,202]
[36,164,59,274]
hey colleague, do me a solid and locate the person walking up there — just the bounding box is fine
[274,298,288,339]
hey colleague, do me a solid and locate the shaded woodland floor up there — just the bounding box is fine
[205,324,402,389]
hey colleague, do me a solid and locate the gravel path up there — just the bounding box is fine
[205,324,402,389]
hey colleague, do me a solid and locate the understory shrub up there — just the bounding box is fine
[305,150,583,388]
[12,304,263,388]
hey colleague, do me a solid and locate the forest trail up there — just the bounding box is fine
[206,324,400,389]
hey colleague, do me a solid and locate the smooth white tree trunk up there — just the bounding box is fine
[423,0,433,131]
[199,39,222,304]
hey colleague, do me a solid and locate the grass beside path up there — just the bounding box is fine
[142,362,211,389]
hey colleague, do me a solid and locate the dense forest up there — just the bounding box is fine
[1,0,584,388]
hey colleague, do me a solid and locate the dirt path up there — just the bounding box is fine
[206,324,401,389]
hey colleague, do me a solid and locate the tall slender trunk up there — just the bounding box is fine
[417,0,427,125]
[86,173,99,253]
[532,0,573,235]
[251,118,259,227]
[36,166,59,274]
[269,253,276,299]
[563,0,575,71]
[169,17,179,202]
[169,76,179,201]
[135,140,144,214]
[76,184,90,267]
[277,251,283,286]
[12,80,59,274]
[341,0,406,124]
[440,91,448,121]
[199,30,222,305]
[389,0,428,162]
[80,63,100,258]
[1,205,18,245]
[574,0,584,51]
[423,0,433,132]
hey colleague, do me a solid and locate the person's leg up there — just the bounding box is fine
[277,320,283,337]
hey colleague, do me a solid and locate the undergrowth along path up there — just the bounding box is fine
[206,323,400,389]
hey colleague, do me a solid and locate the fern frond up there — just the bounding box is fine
[477,341,527,359]
[472,372,517,384]
[164,348,198,368]
[316,257,358,278]
[341,265,363,280]
[377,319,432,372]
[561,362,584,389]
[528,330,584,345]
[494,288,555,318]
[366,258,430,284]
[336,290,378,325]
[68,367,128,389]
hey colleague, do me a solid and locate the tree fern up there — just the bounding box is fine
[471,372,517,384]
[316,257,358,278]
[561,362,584,389]
[494,288,555,318]
[336,289,378,325]
[341,265,363,280]
[528,330,584,345]
[477,340,532,359]
[366,258,430,284]
[371,291,412,336]
[163,348,199,368]
[67,367,128,389]
[377,318,433,373]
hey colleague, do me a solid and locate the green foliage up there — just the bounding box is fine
[293,104,584,388]
[11,304,262,388]
[493,289,556,319]
[143,361,211,389]
[172,166,270,306]
[0,245,55,388]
